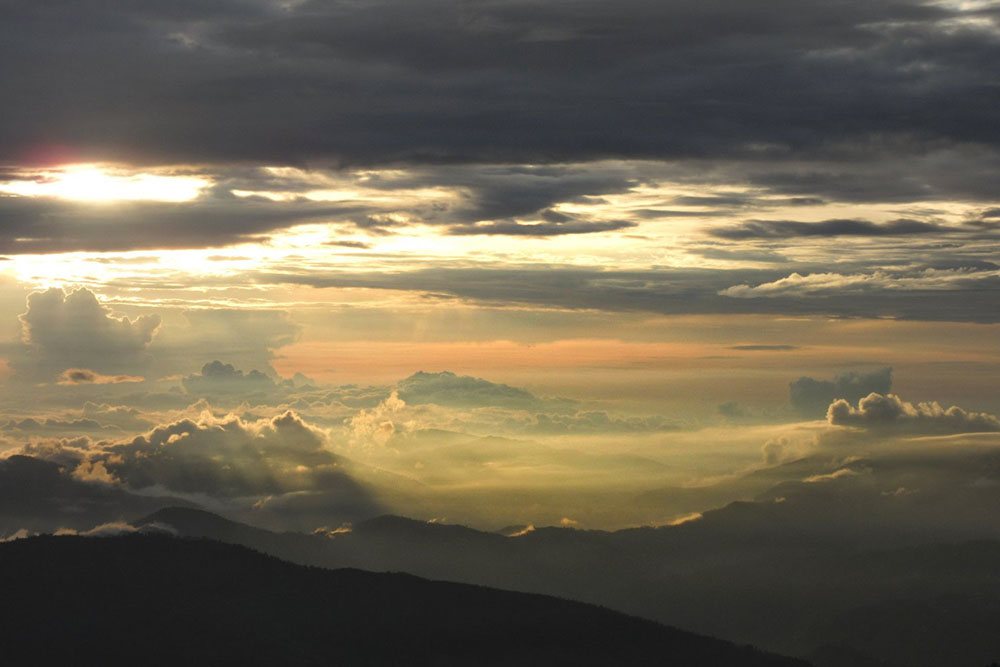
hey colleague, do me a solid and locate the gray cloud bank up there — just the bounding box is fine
[255,264,1000,322]
[2,0,1000,167]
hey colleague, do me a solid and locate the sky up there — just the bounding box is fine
[2,0,1000,533]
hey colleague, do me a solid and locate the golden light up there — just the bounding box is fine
[0,164,209,202]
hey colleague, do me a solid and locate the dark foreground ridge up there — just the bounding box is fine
[0,534,808,667]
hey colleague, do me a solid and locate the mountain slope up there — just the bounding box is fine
[0,534,808,667]
[135,507,1000,667]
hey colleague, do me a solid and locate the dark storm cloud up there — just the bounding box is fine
[1,0,999,168]
[709,218,947,240]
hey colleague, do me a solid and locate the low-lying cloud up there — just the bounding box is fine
[827,393,1000,435]
[790,368,893,419]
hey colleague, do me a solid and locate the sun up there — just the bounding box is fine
[0,164,209,202]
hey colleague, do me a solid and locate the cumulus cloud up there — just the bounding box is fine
[21,288,159,353]
[96,410,337,496]
[827,393,1000,435]
[181,361,276,397]
[150,309,299,380]
[14,288,160,379]
[790,368,893,419]
[4,407,383,530]
[762,438,790,465]
[350,392,407,447]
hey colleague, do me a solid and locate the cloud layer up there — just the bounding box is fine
[2,0,1000,167]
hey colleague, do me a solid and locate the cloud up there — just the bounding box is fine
[709,218,946,240]
[803,467,865,483]
[0,183,367,254]
[827,393,1000,435]
[1,405,388,531]
[0,529,33,543]
[2,417,117,436]
[790,368,893,418]
[21,288,160,353]
[719,268,1000,299]
[1,0,998,173]
[396,371,574,411]
[181,361,277,397]
[527,411,680,435]
[57,368,145,385]
[255,264,1000,323]
[13,288,160,379]
[0,453,189,534]
[96,410,337,497]
[761,438,789,465]
[54,522,139,537]
[81,403,155,432]
[149,308,299,381]
[447,220,636,236]
[718,402,750,421]
[349,391,406,447]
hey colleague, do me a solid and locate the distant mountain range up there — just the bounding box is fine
[0,533,806,667]
[135,507,1000,667]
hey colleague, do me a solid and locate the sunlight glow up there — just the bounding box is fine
[0,165,209,202]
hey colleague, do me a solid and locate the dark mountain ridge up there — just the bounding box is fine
[0,534,807,667]
[135,507,1000,667]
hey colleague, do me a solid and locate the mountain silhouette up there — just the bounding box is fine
[136,507,1000,667]
[0,534,807,667]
